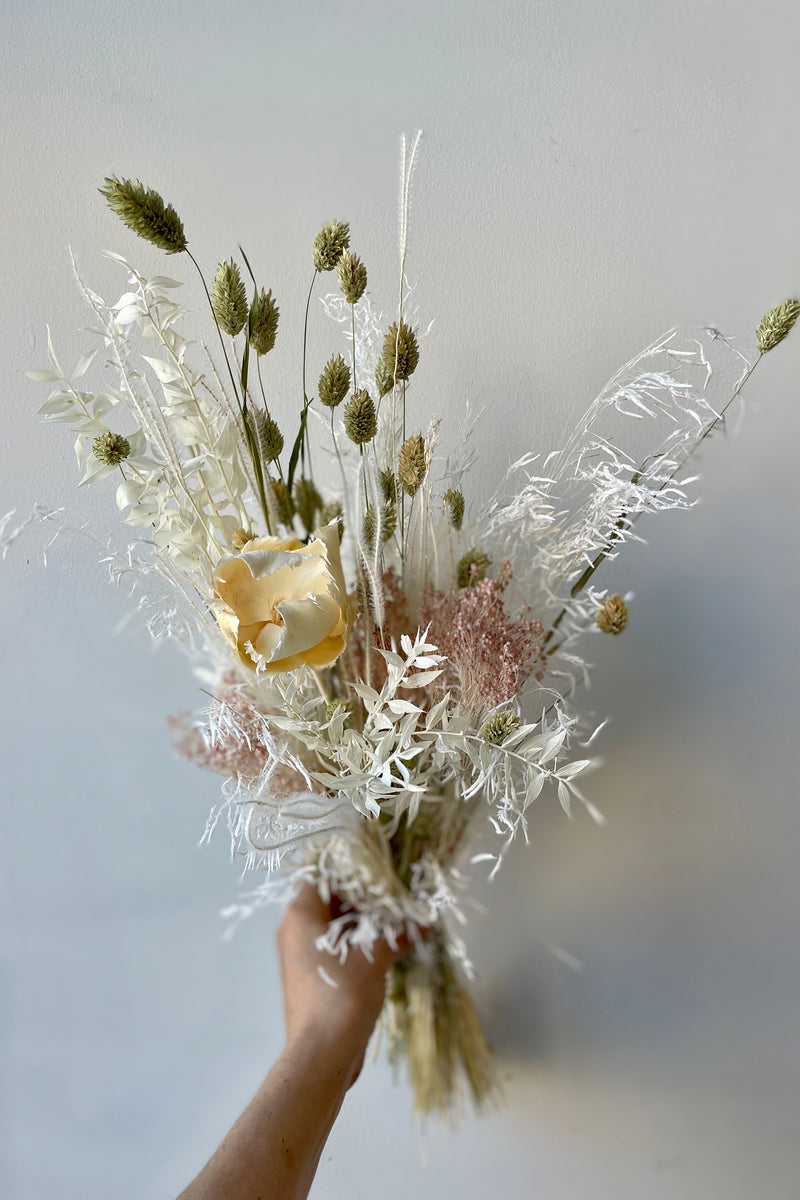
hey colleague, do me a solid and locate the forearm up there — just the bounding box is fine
[177,1024,362,1200]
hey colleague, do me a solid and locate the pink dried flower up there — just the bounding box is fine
[419,562,545,715]
[169,710,269,779]
[169,673,309,794]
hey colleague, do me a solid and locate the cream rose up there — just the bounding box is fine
[212,523,351,673]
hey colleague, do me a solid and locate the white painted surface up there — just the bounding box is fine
[2,2,799,1196]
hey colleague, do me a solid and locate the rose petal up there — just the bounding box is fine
[215,555,325,625]
[215,607,240,652]
[252,620,284,662]
[273,594,341,661]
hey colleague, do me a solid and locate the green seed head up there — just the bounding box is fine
[325,698,351,727]
[596,593,628,635]
[211,258,248,336]
[313,220,351,272]
[380,319,419,382]
[337,251,368,304]
[272,476,294,525]
[380,468,398,505]
[398,432,427,497]
[251,409,284,462]
[363,499,396,550]
[92,431,131,465]
[319,499,344,539]
[374,357,395,398]
[756,298,800,354]
[443,487,465,531]
[294,477,322,534]
[480,711,521,746]
[318,354,351,409]
[249,288,279,356]
[99,176,187,254]
[343,388,377,444]
[457,547,490,588]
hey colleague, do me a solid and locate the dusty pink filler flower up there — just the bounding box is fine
[419,562,545,714]
[169,674,308,794]
[169,709,270,779]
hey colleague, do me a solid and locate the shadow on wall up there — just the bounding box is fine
[466,717,800,1080]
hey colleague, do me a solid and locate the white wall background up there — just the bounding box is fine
[2,2,799,1196]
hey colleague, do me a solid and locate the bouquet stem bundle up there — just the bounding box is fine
[386,931,499,1119]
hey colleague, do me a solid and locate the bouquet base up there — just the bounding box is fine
[383,932,500,1121]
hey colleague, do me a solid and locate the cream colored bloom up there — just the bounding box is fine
[212,523,351,673]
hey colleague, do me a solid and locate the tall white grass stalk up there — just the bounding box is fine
[394,130,422,552]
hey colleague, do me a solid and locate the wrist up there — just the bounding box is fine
[286,1013,370,1079]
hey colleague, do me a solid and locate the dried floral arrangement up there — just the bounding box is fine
[7,133,798,1121]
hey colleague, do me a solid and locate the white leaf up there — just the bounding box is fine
[27,369,61,383]
[46,324,63,374]
[557,781,572,818]
[386,699,420,716]
[78,456,111,486]
[125,505,160,527]
[400,669,442,688]
[213,422,238,458]
[114,305,143,326]
[349,681,381,708]
[112,291,140,310]
[101,249,131,266]
[557,759,592,780]
[378,649,404,672]
[129,455,161,472]
[425,694,450,729]
[70,418,113,433]
[38,395,76,416]
[523,773,545,810]
[71,349,98,381]
[142,355,182,383]
[540,730,567,764]
[91,395,116,420]
[148,275,182,288]
[116,480,146,509]
[170,415,207,443]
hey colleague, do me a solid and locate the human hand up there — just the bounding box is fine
[276,884,412,1088]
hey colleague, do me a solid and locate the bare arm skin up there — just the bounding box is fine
[177,886,410,1200]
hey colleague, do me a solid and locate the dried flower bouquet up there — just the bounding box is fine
[11,135,798,1120]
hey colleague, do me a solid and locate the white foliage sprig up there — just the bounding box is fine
[485,326,756,646]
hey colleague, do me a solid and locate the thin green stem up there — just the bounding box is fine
[301,270,318,406]
[331,407,348,506]
[244,415,273,535]
[186,250,241,409]
[255,354,271,419]
[544,354,763,653]
[185,250,275,535]
[257,356,284,484]
[351,305,357,393]
[400,378,407,545]
[300,269,318,477]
